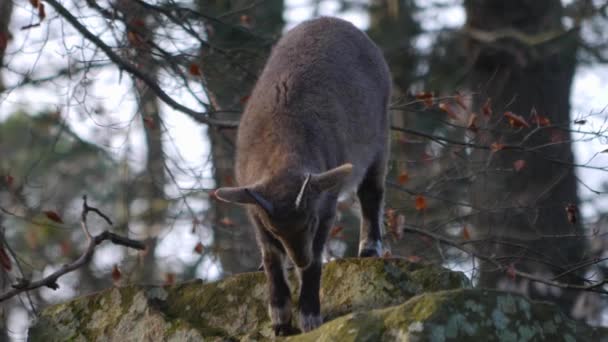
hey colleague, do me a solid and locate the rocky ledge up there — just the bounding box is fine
[28,258,606,341]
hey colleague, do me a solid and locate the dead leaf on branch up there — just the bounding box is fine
[4,174,14,187]
[504,111,530,128]
[397,170,409,185]
[219,217,235,227]
[439,102,459,120]
[415,195,427,211]
[165,273,175,285]
[0,32,10,51]
[386,209,404,241]
[38,3,46,21]
[506,263,517,280]
[407,255,422,263]
[143,116,155,129]
[240,15,252,28]
[415,91,434,108]
[329,226,344,239]
[467,113,479,133]
[188,63,201,76]
[0,244,12,271]
[565,204,577,224]
[482,98,492,116]
[43,210,64,224]
[454,91,468,110]
[111,264,121,283]
[513,159,526,172]
[462,226,471,240]
[194,242,204,254]
[490,142,505,152]
[530,107,551,127]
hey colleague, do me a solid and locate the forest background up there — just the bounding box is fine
[1,0,608,340]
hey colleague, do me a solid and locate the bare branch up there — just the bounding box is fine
[0,197,145,303]
[44,0,238,128]
[402,225,608,294]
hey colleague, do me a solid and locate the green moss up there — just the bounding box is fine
[408,294,439,321]
[321,258,468,320]
[29,259,608,342]
[290,289,608,342]
[162,318,204,340]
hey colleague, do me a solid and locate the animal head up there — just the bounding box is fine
[215,163,353,268]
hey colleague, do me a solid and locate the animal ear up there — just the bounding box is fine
[310,163,353,193]
[215,187,274,215]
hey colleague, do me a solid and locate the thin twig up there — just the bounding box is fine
[45,0,238,128]
[0,197,145,303]
[402,225,608,294]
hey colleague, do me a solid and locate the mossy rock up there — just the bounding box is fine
[288,289,608,342]
[29,258,468,341]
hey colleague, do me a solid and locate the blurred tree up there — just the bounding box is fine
[196,0,284,275]
[0,111,120,333]
[116,0,167,283]
[0,0,14,337]
[464,0,584,316]
[0,0,11,92]
[366,0,427,259]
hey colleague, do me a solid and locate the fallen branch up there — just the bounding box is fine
[0,196,145,302]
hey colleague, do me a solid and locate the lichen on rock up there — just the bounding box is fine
[288,289,608,342]
[29,258,605,341]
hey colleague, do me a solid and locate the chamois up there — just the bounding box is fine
[215,17,391,335]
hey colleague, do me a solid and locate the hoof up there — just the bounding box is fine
[358,240,382,257]
[269,303,292,335]
[273,323,298,336]
[299,313,323,332]
[359,248,380,257]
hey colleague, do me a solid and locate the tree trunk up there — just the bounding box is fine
[197,1,284,275]
[368,1,445,261]
[117,0,166,283]
[1,1,13,339]
[0,0,13,92]
[464,0,584,316]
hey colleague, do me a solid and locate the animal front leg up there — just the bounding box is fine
[263,246,295,336]
[252,213,296,336]
[297,211,333,332]
[297,260,322,332]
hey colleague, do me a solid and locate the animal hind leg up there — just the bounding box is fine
[357,159,386,257]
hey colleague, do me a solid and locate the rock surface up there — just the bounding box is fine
[28,258,606,341]
[289,289,608,342]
